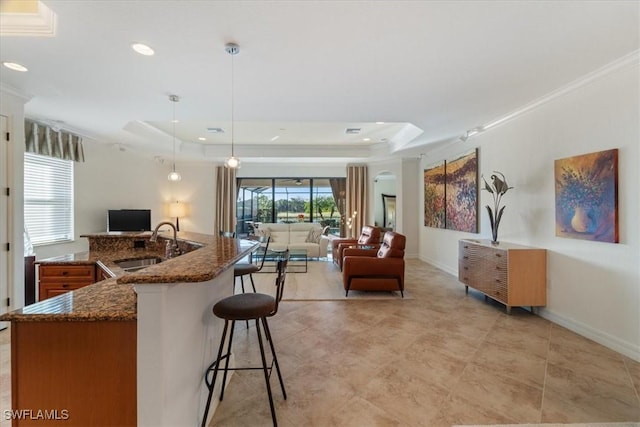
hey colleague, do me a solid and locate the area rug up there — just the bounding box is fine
[245,260,411,301]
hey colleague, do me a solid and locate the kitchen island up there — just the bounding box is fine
[0,231,258,427]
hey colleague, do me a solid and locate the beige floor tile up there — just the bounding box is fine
[542,363,640,422]
[449,363,543,422]
[3,259,639,426]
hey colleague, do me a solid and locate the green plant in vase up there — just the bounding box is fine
[481,171,513,244]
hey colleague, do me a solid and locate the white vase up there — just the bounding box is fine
[571,206,592,233]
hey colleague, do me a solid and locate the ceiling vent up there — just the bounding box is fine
[207,127,225,133]
[345,128,361,134]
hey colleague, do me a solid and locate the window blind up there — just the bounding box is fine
[24,153,74,246]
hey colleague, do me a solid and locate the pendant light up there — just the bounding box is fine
[168,94,182,181]
[224,43,241,169]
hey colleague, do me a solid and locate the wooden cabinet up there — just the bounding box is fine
[38,264,96,301]
[96,261,115,281]
[458,239,546,313]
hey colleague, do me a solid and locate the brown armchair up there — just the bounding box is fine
[331,225,381,270]
[342,231,406,297]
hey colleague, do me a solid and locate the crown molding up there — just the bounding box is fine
[0,82,32,101]
[0,1,57,37]
[479,50,640,134]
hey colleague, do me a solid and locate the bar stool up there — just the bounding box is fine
[201,253,289,427]
[234,235,270,293]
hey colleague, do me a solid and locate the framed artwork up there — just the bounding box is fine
[445,148,478,233]
[555,148,618,243]
[382,194,396,229]
[423,161,446,228]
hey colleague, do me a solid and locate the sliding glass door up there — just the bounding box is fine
[236,177,345,236]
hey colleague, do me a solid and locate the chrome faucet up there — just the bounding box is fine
[150,221,182,258]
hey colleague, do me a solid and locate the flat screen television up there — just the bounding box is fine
[107,209,151,232]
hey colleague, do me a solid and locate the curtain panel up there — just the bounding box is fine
[215,166,237,234]
[25,120,85,162]
[346,165,368,239]
[329,178,347,237]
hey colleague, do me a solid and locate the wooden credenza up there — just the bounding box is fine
[458,239,546,313]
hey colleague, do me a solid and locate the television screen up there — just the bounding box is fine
[107,209,151,232]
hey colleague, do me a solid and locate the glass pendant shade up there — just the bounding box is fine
[168,170,182,182]
[225,156,240,169]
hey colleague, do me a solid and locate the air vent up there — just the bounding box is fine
[345,128,361,134]
[207,127,225,133]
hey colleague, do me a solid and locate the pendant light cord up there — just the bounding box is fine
[172,98,177,172]
[230,49,235,157]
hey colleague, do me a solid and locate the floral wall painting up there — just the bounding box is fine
[423,161,446,228]
[445,148,478,233]
[555,148,618,243]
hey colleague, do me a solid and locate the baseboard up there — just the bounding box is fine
[417,257,640,363]
[538,308,640,362]
[419,255,457,276]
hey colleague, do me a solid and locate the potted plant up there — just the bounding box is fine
[481,171,514,244]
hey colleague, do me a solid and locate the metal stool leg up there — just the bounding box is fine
[201,320,230,427]
[219,320,236,401]
[261,317,287,399]
[249,274,257,292]
[255,318,278,427]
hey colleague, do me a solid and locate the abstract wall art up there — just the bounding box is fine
[555,148,618,243]
[445,148,478,233]
[423,161,446,228]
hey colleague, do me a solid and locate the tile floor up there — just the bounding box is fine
[1,259,639,426]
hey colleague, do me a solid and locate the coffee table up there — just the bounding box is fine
[258,248,308,273]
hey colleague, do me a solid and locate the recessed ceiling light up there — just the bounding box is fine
[172,119,179,123]
[3,62,28,72]
[363,138,371,142]
[270,135,280,142]
[131,43,154,56]
[375,121,385,125]
[198,137,206,141]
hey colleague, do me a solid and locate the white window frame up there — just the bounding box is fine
[24,153,74,246]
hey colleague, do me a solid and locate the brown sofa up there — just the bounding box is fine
[331,225,381,270]
[342,231,406,297]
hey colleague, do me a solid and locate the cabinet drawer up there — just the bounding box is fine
[39,281,91,301]
[39,265,95,280]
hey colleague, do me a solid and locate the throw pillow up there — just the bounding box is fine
[306,228,322,244]
[257,228,270,238]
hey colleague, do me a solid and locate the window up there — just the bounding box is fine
[24,153,74,246]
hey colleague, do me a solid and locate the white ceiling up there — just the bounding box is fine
[0,1,638,164]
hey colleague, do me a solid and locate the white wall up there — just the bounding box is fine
[237,162,346,178]
[373,175,396,227]
[33,145,217,259]
[0,88,28,311]
[419,62,640,360]
[368,159,420,258]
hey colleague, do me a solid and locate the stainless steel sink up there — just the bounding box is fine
[114,257,163,272]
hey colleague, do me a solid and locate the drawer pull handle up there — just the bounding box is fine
[463,267,468,270]
[463,256,469,259]
[495,254,502,258]
[495,266,501,270]
[463,245,469,249]
[62,284,69,288]
[62,271,69,276]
